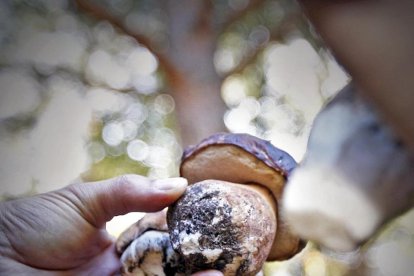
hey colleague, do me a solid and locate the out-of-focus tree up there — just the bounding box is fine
[0,0,348,193]
[75,0,317,146]
[69,0,348,180]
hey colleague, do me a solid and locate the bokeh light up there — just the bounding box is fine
[264,38,324,122]
[153,94,175,115]
[87,49,131,89]
[127,47,158,76]
[127,139,149,161]
[102,121,125,147]
[221,75,248,107]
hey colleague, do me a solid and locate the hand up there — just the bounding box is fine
[0,175,222,275]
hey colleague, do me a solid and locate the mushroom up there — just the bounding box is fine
[283,83,414,252]
[167,133,303,275]
[116,133,303,275]
[116,210,185,276]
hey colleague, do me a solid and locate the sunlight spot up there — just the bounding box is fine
[127,47,158,76]
[320,52,349,100]
[149,127,177,147]
[265,38,324,122]
[125,102,148,125]
[259,100,301,134]
[127,139,149,161]
[239,97,261,118]
[132,74,158,94]
[224,108,257,135]
[221,75,247,107]
[265,129,309,162]
[87,141,106,163]
[86,87,128,114]
[121,120,138,141]
[214,49,236,74]
[153,94,175,115]
[87,49,131,90]
[102,121,124,146]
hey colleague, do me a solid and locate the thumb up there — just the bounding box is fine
[61,174,188,228]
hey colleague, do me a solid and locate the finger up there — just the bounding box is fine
[62,174,187,227]
[191,270,223,276]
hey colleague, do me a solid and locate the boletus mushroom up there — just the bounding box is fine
[116,133,303,275]
[283,83,414,252]
[167,133,302,275]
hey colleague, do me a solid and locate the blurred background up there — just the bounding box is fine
[0,0,413,275]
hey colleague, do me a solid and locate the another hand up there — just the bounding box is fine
[0,175,222,276]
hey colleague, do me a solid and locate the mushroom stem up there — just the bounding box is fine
[116,211,186,276]
[167,180,277,276]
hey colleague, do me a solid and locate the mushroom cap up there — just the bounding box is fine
[180,132,301,261]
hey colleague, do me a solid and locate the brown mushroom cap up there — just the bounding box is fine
[180,132,301,261]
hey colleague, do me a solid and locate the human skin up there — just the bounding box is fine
[299,0,414,152]
[0,175,222,276]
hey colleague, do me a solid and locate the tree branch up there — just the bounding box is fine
[194,0,214,34]
[74,0,185,87]
[221,12,300,79]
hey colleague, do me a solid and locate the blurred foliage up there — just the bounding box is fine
[82,154,149,181]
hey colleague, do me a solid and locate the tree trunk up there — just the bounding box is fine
[165,0,227,146]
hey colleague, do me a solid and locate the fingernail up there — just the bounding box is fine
[153,177,188,191]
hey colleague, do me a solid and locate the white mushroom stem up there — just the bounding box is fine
[116,211,186,276]
[283,83,414,251]
[120,230,182,276]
